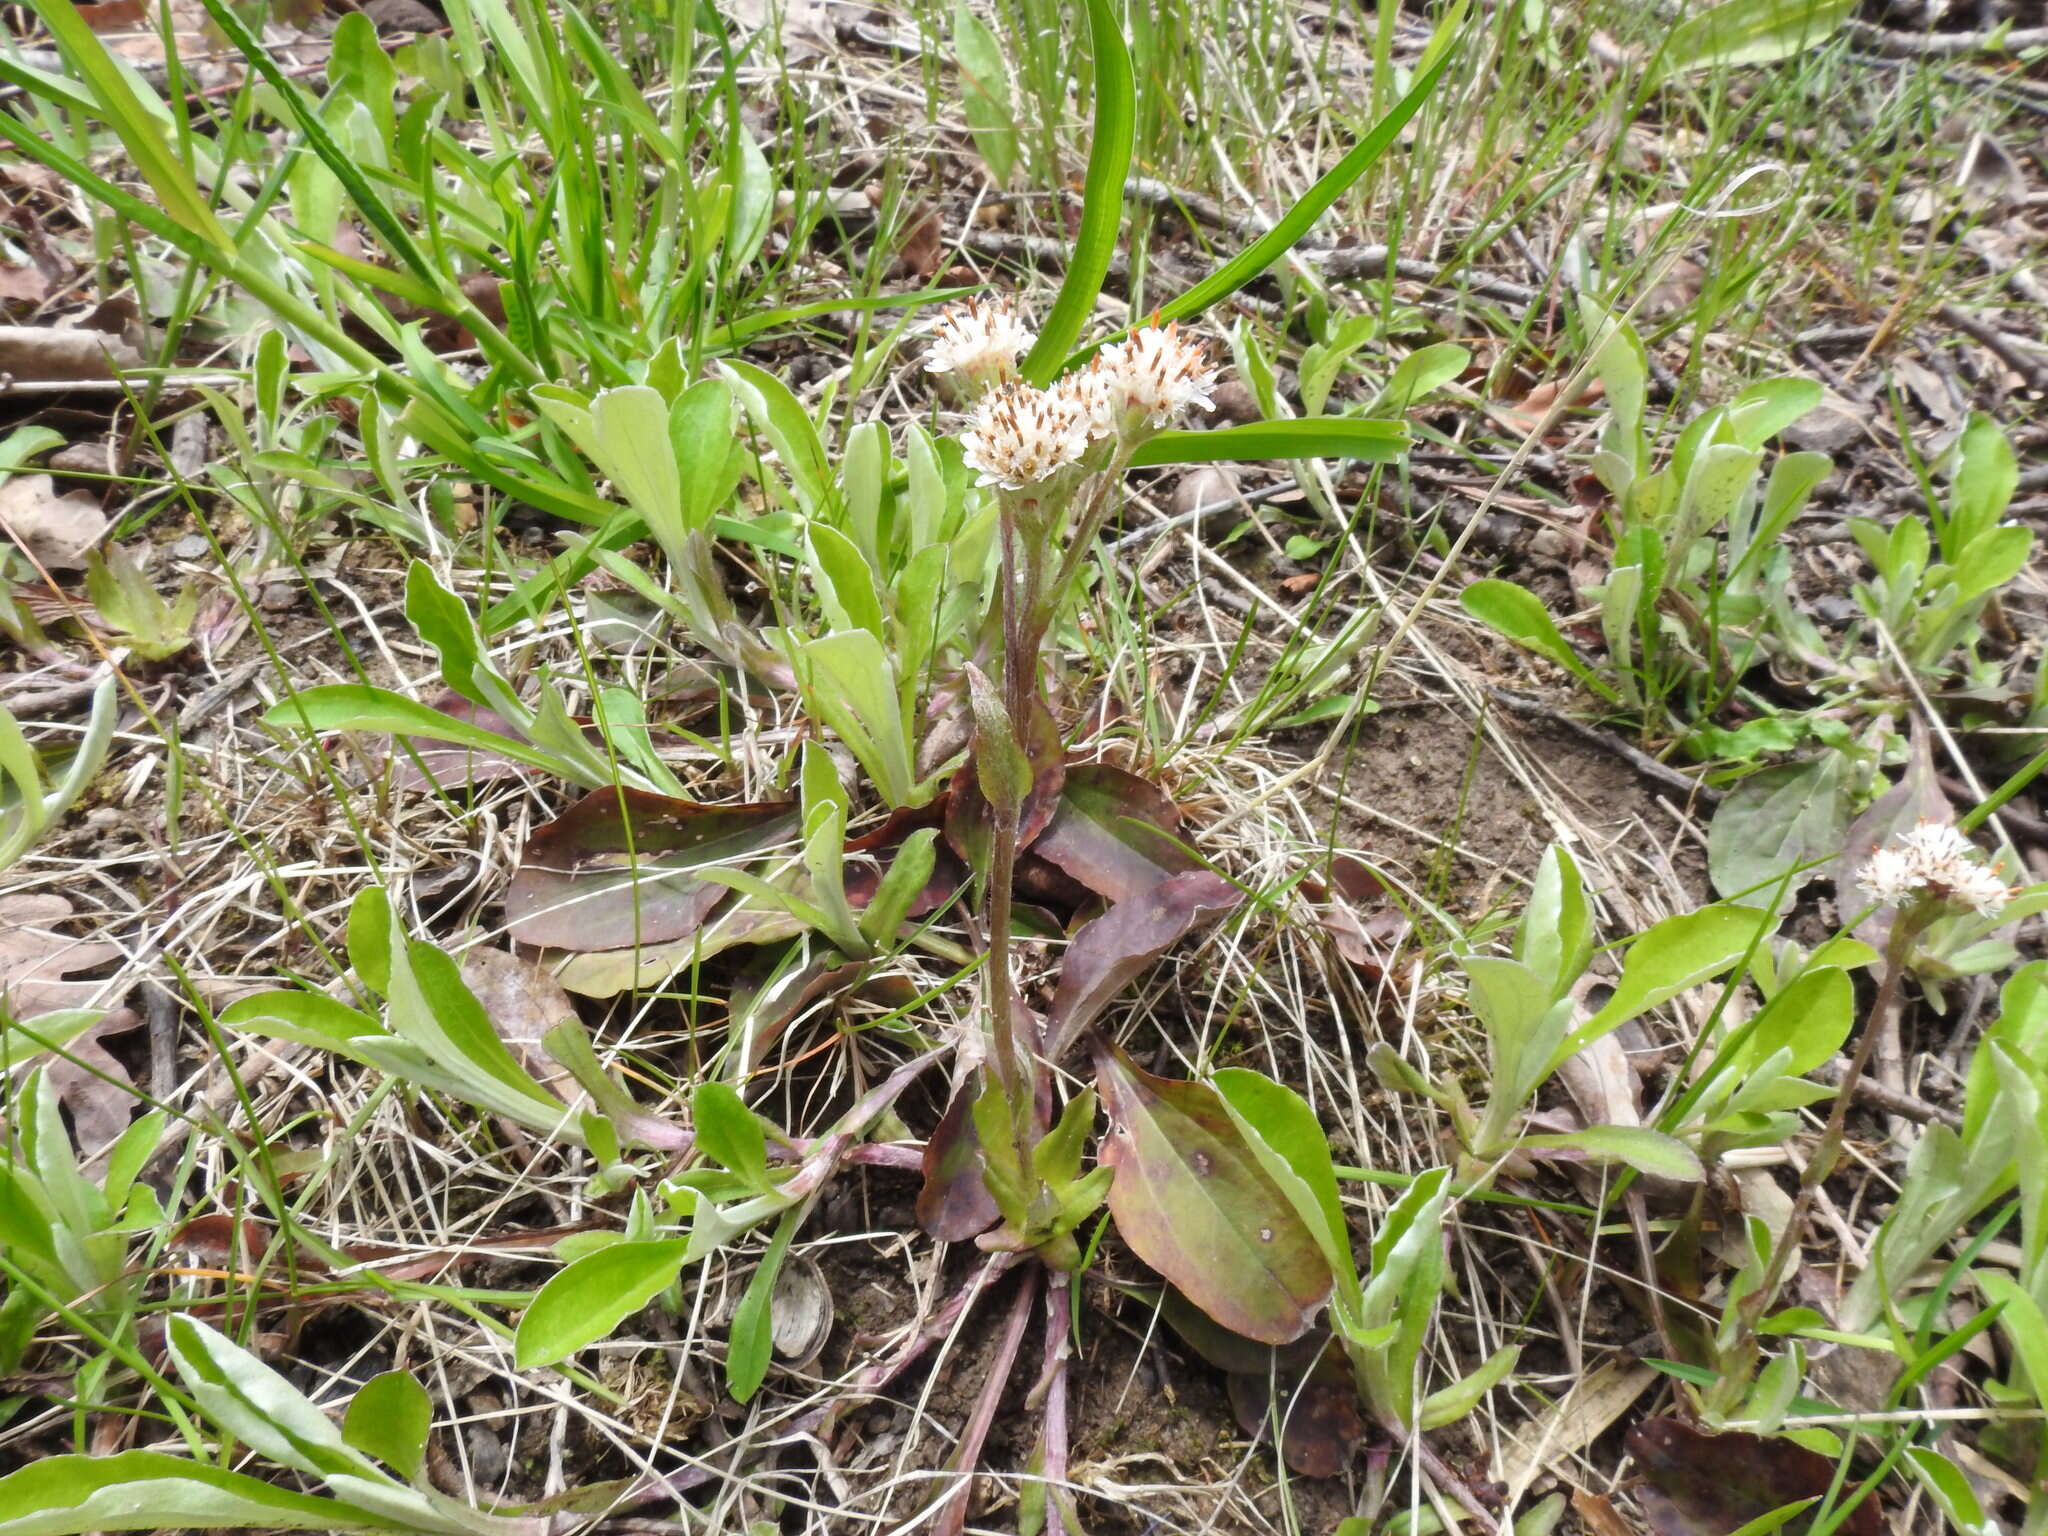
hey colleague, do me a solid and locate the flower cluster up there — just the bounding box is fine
[1088,323,1218,433]
[1857,820,2014,919]
[922,298,1034,395]
[960,381,1096,492]
[939,305,1218,492]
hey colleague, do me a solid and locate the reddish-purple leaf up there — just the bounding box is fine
[1626,1418,1883,1536]
[1032,763,1198,904]
[1094,1041,1333,1346]
[1045,870,1242,1059]
[1228,1349,1365,1478]
[916,1075,1000,1241]
[504,790,798,951]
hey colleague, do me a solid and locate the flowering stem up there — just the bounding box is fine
[1743,904,1931,1336]
[985,502,1032,1107]
[1033,450,1133,656]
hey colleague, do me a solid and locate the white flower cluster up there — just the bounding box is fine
[1857,820,2014,919]
[960,381,1097,492]
[921,298,1034,395]
[1090,324,1219,431]
[937,306,1218,492]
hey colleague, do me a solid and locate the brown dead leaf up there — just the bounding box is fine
[1555,1023,1641,1130]
[1227,1348,1364,1478]
[0,264,49,306]
[895,204,945,279]
[1889,355,1962,427]
[1572,1490,1636,1536]
[459,945,580,1099]
[1488,375,1606,439]
[361,0,444,32]
[1314,856,1410,982]
[77,0,228,76]
[44,1007,144,1165]
[0,894,126,1017]
[1956,131,2024,212]
[0,325,144,383]
[0,473,108,569]
[1494,1359,1656,1507]
[1626,1418,1883,1536]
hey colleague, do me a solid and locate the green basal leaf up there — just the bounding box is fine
[515,1239,690,1368]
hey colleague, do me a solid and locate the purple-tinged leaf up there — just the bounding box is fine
[505,789,798,951]
[1228,1348,1365,1478]
[1094,1041,1332,1346]
[1045,870,1242,1059]
[1032,763,1198,904]
[916,1075,1000,1241]
[943,695,1066,878]
[1626,1418,1882,1536]
[387,690,532,792]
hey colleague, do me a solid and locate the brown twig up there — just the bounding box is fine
[1844,19,2048,57]
[1812,1058,1962,1131]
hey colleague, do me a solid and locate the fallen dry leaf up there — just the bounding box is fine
[1626,1418,1883,1536]
[0,263,49,306]
[0,324,144,382]
[459,944,580,1099]
[1494,1359,1656,1507]
[44,1006,144,1165]
[1314,855,1410,982]
[0,893,126,1017]
[0,473,108,569]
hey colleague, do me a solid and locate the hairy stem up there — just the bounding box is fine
[1749,903,1930,1327]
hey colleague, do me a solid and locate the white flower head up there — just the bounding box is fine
[1090,323,1218,435]
[961,381,1093,491]
[922,298,1034,397]
[1856,818,2015,920]
[1857,845,1919,907]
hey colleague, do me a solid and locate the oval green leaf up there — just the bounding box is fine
[515,1239,688,1369]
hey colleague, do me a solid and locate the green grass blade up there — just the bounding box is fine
[1129,419,1410,467]
[706,285,981,349]
[1114,2,1467,349]
[190,0,536,381]
[31,0,232,255]
[1019,0,1134,387]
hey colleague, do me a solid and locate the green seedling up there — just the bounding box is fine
[221,888,678,1150]
[1373,843,1753,1185]
[0,675,117,873]
[1464,300,1834,742]
[0,1313,553,1535]
[0,1069,163,1378]
[1848,414,2031,689]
